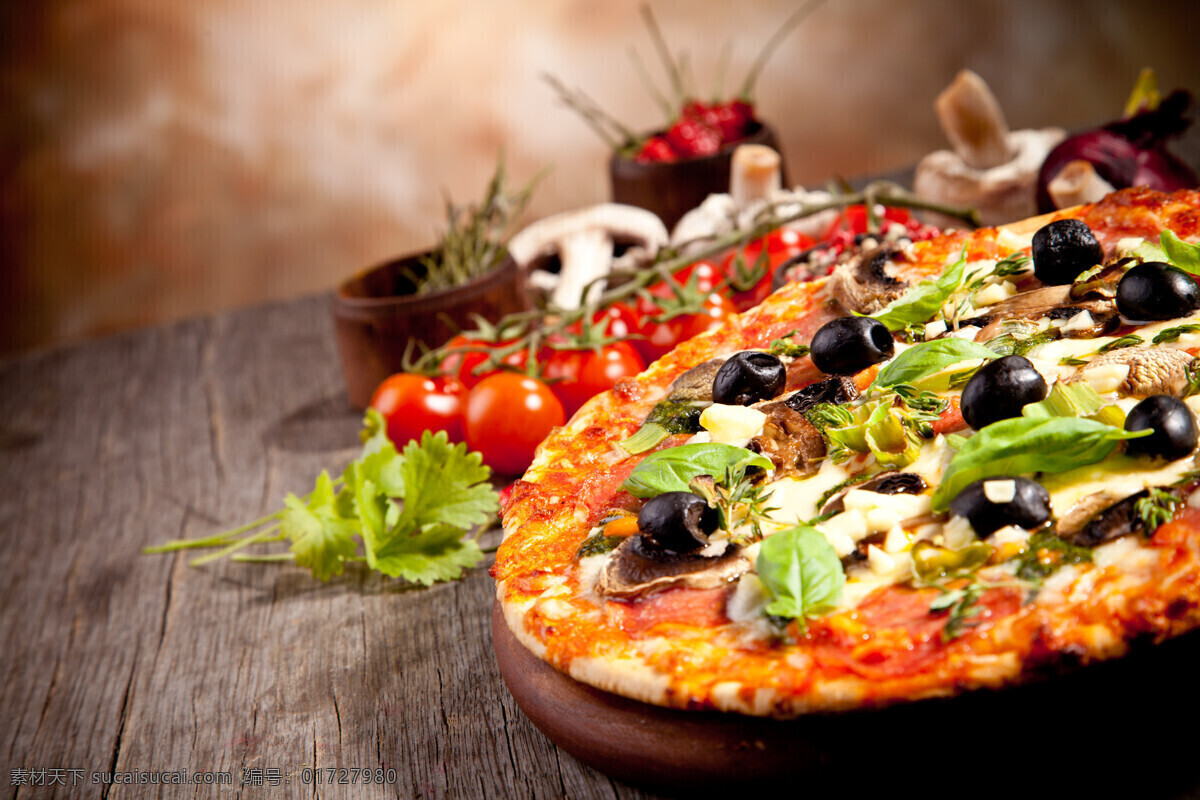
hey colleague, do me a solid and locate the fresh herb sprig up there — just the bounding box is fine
[689,465,778,543]
[1136,488,1181,532]
[414,159,542,294]
[144,412,499,585]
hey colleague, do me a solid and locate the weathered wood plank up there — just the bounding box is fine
[1,295,665,800]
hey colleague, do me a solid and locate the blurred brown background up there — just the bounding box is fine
[3,0,1199,357]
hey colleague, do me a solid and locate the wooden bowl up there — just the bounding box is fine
[609,122,787,232]
[332,252,529,409]
[492,598,1200,796]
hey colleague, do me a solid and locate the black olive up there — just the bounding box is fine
[1115,261,1200,321]
[1031,219,1103,286]
[1124,394,1199,461]
[960,355,1048,429]
[637,492,719,554]
[711,352,786,406]
[809,316,895,376]
[949,477,1051,537]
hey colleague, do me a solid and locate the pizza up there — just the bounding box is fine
[492,187,1200,718]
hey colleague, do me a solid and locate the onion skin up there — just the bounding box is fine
[1036,90,1199,213]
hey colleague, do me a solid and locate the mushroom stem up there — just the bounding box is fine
[935,70,1015,170]
[730,144,782,208]
[1047,159,1118,209]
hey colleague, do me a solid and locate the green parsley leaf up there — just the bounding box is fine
[868,249,969,331]
[280,471,358,580]
[757,525,844,630]
[144,412,499,587]
[371,523,486,586]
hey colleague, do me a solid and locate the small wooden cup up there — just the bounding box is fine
[332,253,529,409]
[609,122,787,231]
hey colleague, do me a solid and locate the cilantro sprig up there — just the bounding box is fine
[145,411,499,585]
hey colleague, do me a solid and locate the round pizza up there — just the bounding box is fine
[492,187,1200,718]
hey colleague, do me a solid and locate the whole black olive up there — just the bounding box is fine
[949,477,1051,537]
[637,492,719,554]
[1115,261,1200,321]
[809,316,895,376]
[960,355,1048,429]
[1031,219,1104,285]
[1124,394,1199,461]
[712,351,786,406]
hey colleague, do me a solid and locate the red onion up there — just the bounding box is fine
[1036,89,1199,213]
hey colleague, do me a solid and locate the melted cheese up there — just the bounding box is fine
[1042,453,1198,512]
[763,459,851,527]
[700,404,766,445]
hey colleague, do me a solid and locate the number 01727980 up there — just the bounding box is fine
[297,767,397,785]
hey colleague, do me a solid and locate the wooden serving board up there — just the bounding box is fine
[492,599,1200,796]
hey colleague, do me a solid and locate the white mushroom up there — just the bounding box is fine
[507,203,667,309]
[671,143,835,254]
[914,70,1066,227]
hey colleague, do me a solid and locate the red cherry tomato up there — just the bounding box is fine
[821,205,914,240]
[464,373,565,475]
[370,373,466,446]
[670,260,724,294]
[722,229,815,310]
[441,334,528,388]
[565,303,640,341]
[549,342,645,416]
[671,293,737,341]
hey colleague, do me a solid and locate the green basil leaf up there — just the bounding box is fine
[1162,230,1200,274]
[872,338,998,391]
[620,443,773,498]
[868,249,968,331]
[931,417,1150,512]
[757,525,844,629]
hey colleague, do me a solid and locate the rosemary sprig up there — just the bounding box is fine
[412,159,543,294]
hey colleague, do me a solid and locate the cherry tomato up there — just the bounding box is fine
[671,293,737,341]
[546,342,645,416]
[464,373,565,475]
[821,205,914,240]
[440,334,528,388]
[722,229,815,310]
[565,303,640,341]
[670,260,724,294]
[370,373,466,446]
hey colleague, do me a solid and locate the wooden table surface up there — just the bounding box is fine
[0,294,668,799]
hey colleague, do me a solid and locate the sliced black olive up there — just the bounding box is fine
[1031,219,1103,286]
[636,492,719,555]
[949,477,1051,537]
[711,352,786,406]
[960,355,1048,429]
[1115,261,1200,322]
[809,316,895,376]
[1124,394,1199,461]
[783,376,860,414]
